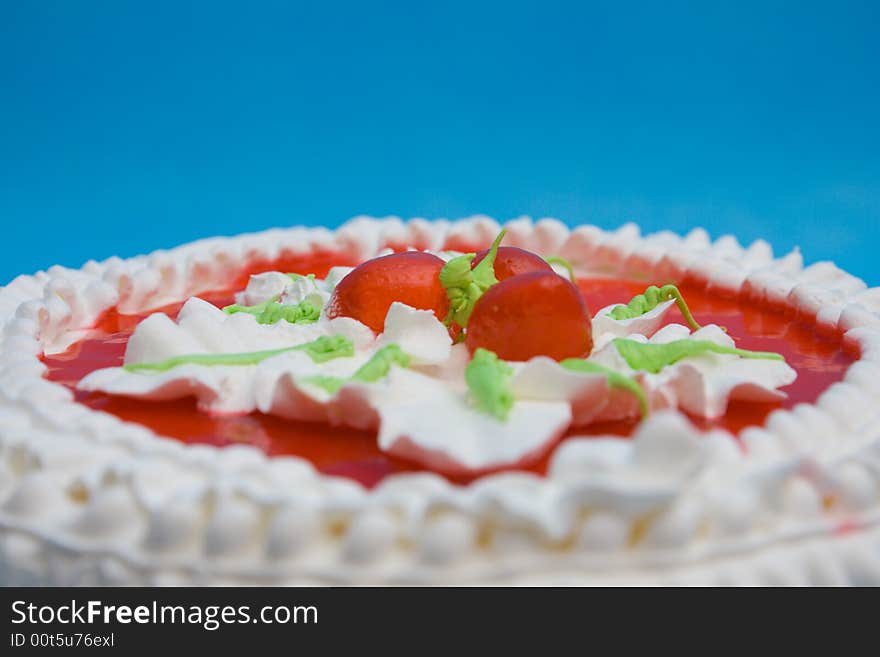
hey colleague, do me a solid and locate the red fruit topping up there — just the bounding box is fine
[466,271,593,361]
[471,246,552,281]
[325,252,449,333]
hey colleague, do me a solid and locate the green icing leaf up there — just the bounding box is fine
[299,374,346,395]
[465,348,514,421]
[123,335,354,373]
[295,335,355,363]
[439,230,505,327]
[560,358,648,418]
[298,344,410,395]
[259,298,322,324]
[221,274,321,325]
[351,344,410,383]
[545,256,576,283]
[221,295,278,318]
[612,338,785,374]
[286,273,316,283]
[607,284,702,331]
[222,296,322,325]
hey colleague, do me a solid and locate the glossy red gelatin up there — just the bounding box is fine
[41,254,856,489]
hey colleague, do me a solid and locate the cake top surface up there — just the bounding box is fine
[74,243,797,476]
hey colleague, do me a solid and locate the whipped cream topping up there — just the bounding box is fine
[77,265,794,473]
[371,368,572,473]
[374,302,451,366]
[80,297,374,414]
[550,411,724,510]
[235,267,359,309]
[1,216,879,585]
[590,323,798,418]
[511,357,630,426]
[78,295,571,472]
[235,271,294,306]
[591,299,676,350]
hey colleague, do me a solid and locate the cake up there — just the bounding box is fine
[1,216,878,586]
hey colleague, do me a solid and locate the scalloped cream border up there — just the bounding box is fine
[1,215,880,585]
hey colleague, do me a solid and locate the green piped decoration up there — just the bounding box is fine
[607,284,702,331]
[464,348,515,421]
[612,338,785,374]
[123,335,355,373]
[222,296,322,325]
[559,358,648,418]
[545,256,576,283]
[299,344,411,395]
[439,230,505,327]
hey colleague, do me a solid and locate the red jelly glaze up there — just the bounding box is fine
[42,255,856,489]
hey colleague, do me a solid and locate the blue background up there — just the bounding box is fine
[2,1,878,285]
